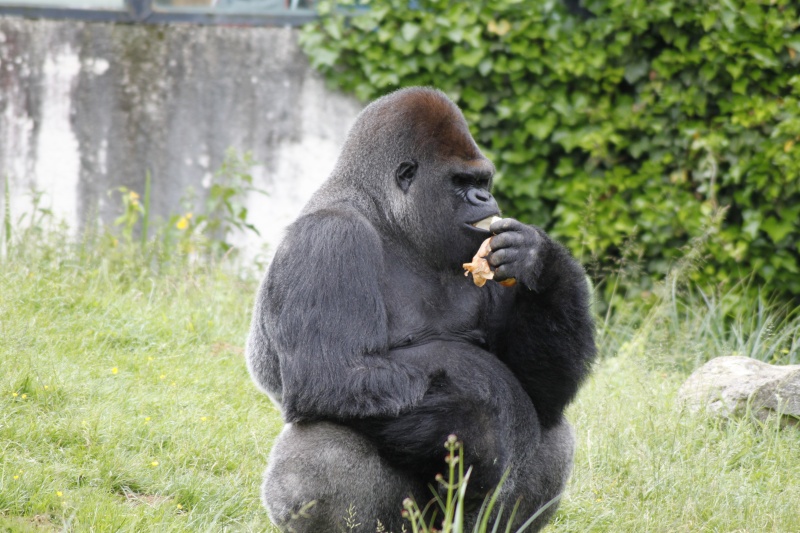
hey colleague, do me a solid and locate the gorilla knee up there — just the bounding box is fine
[263,422,421,532]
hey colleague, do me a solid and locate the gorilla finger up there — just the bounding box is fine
[487,248,516,267]
[489,231,524,250]
[493,264,515,282]
[490,218,526,235]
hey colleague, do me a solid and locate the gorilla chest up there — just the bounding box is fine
[381,264,489,348]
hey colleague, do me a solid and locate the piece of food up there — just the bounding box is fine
[472,215,503,231]
[463,237,495,287]
[463,233,518,288]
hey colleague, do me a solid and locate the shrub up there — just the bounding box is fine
[300,0,800,298]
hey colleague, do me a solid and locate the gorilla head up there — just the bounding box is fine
[330,87,500,269]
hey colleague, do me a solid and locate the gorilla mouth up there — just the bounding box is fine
[471,215,502,232]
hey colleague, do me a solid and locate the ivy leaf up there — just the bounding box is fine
[311,47,340,68]
[401,22,421,42]
[762,217,794,243]
[701,12,717,31]
[454,48,484,68]
[525,113,558,140]
[447,28,464,43]
[478,58,493,77]
[624,60,649,84]
[748,46,779,69]
[323,18,342,40]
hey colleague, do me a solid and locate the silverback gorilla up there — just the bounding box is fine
[246,87,596,532]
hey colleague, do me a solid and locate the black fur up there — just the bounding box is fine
[247,87,596,532]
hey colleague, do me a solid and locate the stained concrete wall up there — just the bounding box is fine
[0,16,362,255]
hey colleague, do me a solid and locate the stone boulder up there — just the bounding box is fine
[678,355,800,423]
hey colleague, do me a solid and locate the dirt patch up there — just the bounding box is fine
[210,341,244,357]
[120,487,172,507]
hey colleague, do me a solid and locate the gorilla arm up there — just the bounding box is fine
[252,209,430,423]
[486,219,596,429]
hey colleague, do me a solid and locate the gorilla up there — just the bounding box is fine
[246,87,595,532]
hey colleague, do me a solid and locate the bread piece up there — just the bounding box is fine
[463,237,517,288]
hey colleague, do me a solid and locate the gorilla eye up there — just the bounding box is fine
[452,174,490,190]
[452,174,474,189]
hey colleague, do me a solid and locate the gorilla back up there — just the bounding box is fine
[246,87,596,532]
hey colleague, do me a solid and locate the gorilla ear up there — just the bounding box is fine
[395,160,418,194]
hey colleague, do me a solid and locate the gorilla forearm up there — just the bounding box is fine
[348,394,508,496]
[489,232,596,428]
[281,355,430,422]
[345,343,533,497]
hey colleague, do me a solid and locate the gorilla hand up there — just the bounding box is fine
[487,218,554,292]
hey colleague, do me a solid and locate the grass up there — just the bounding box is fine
[1,225,281,532]
[554,353,800,532]
[1,217,799,532]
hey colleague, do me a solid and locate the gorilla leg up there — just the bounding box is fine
[263,421,426,533]
[492,419,575,532]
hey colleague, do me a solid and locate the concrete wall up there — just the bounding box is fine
[0,16,362,256]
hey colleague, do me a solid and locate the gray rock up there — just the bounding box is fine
[678,355,800,423]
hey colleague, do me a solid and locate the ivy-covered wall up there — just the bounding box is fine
[301,0,800,297]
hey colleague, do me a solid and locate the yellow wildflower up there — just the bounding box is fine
[21,394,27,399]
[12,392,17,397]
[13,475,18,480]
[176,504,183,510]
[111,367,119,375]
[144,417,151,424]
[159,374,166,380]
[56,491,63,497]
[176,216,189,230]
[200,416,208,422]
[128,191,140,207]
[151,461,159,467]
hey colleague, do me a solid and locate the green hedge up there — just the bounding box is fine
[300,0,800,297]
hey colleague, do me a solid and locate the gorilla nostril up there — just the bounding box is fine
[467,189,492,205]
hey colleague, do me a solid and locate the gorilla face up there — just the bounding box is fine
[392,152,499,269]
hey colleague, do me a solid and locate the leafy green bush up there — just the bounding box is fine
[300,0,800,297]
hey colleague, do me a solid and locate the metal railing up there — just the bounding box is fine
[0,0,316,25]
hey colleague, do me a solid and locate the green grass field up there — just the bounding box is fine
[2,227,799,532]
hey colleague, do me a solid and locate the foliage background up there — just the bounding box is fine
[300,0,800,298]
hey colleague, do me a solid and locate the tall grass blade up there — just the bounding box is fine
[477,469,510,532]
[141,170,152,247]
[513,494,561,533]
[503,500,521,533]
[452,467,471,532]
[3,174,10,257]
